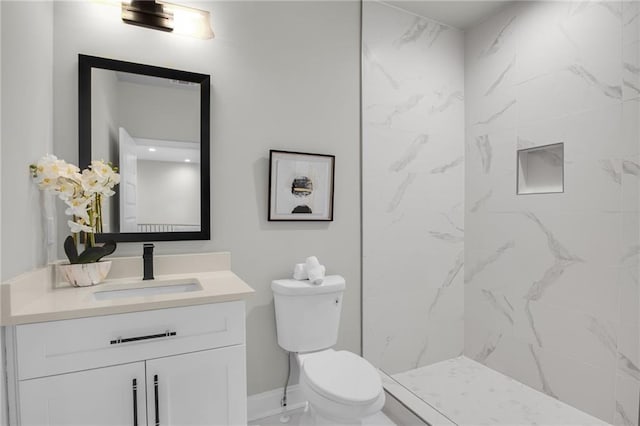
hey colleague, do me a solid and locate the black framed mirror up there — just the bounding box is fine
[79,54,210,242]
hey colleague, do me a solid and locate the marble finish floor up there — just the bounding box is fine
[392,356,609,426]
[249,407,396,426]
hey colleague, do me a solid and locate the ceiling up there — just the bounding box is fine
[134,138,200,164]
[381,1,510,29]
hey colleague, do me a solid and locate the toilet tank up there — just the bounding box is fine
[271,275,345,353]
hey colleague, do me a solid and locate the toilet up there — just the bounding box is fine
[271,275,385,425]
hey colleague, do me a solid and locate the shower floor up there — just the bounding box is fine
[390,357,607,426]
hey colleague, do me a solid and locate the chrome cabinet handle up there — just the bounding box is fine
[110,330,176,345]
[154,374,160,426]
[132,378,138,426]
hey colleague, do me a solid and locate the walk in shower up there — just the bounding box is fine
[362,1,640,424]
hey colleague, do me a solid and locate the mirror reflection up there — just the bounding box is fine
[91,69,201,234]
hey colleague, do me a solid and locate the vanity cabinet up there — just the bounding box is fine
[146,346,245,425]
[7,301,247,426]
[20,361,146,425]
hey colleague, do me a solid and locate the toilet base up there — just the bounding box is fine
[299,404,362,426]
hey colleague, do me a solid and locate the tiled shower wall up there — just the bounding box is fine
[364,0,640,424]
[362,2,465,374]
[464,1,640,423]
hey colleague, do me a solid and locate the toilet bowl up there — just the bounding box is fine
[271,275,385,425]
[297,349,385,425]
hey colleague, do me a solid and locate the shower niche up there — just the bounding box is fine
[517,143,564,195]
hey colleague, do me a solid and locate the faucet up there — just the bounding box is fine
[143,243,154,280]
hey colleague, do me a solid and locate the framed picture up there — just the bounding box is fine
[268,150,335,221]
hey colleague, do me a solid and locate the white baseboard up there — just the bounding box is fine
[247,385,306,422]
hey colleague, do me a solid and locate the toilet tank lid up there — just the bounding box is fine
[271,275,345,296]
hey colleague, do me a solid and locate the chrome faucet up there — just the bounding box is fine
[143,243,154,280]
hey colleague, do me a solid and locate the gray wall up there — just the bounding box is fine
[117,80,199,143]
[1,2,55,424]
[1,1,54,282]
[136,160,200,226]
[91,68,119,164]
[91,70,200,165]
[50,1,361,396]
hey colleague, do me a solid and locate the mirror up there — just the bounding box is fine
[79,54,210,242]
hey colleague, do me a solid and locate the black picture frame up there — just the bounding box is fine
[78,54,211,243]
[268,150,335,221]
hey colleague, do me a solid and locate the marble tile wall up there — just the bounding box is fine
[362,2,466,374]
[363,1,640,424]
[464,1,640,424]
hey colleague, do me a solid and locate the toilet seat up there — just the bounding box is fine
[301,350,382,405]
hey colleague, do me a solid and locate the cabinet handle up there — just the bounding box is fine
[154,374,160,426]
[110,330,177,345]
[132,378,138,426]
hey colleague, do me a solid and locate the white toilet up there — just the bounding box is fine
[272,275,385,425]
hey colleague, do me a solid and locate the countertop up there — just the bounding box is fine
[0,252,255,325]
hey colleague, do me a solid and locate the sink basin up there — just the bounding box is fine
[93,280,202,301]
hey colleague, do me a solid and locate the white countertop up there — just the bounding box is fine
[0,252,254,325]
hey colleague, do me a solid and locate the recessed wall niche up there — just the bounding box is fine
[517,143,564,195]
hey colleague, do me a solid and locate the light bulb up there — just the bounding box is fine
[159,1,214,39]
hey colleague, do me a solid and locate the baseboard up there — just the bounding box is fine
[247,385,306,421]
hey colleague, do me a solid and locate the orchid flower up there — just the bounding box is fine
[64,197,91,223]
[67,220,94,234]
[30,155,120,247]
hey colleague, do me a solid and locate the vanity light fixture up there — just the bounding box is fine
[122,0,173,32]
[121,0,214,39]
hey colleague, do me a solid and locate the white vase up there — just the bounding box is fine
[59,261,112,287]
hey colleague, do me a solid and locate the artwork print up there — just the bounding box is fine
[268,150,335,221]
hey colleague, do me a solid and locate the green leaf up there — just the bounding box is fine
[75,240,117,264]
[63,235,79,264]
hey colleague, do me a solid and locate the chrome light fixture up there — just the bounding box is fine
[121,0,214,39]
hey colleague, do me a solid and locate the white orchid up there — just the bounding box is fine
[67,220,93,234]
[64,197,91,223]
[30,155,79,192]
[91,160,119,182]
[30,155,120,239]
[56,177,82,201]
[80,168,100,194]
[31,155,119,265]
[86,160,120,196]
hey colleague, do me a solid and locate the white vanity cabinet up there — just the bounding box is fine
[145,346,246,425]
[7,301,248,426]
[20,361,147,426]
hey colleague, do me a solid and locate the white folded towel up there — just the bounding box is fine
[291,256,327,285]
[305,256,325,285]
[305,256,320,268]
[307,265,326,285]
[293,263,308,280]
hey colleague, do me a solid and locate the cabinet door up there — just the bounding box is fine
[146,345,246,426]
[19,362,146,426]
